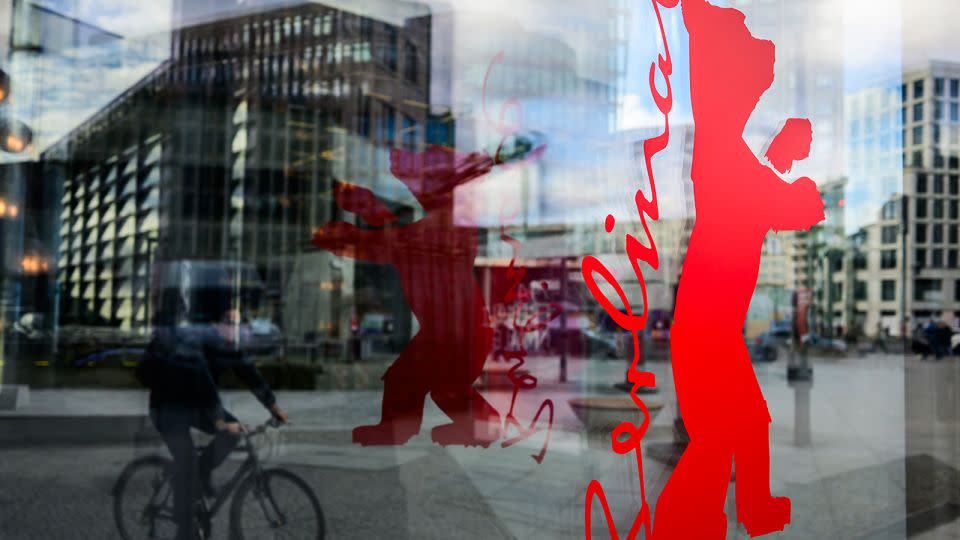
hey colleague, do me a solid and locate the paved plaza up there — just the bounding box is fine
[0,353,959,538]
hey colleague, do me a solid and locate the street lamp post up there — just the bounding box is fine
[788,229,816,383]
[0,196,25,408]
[901,195,910,351]
[558,256,573,383]
[0,64,35,155]
[143,234,158,333]
[0,67,36,409]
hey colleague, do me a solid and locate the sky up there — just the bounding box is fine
[900,0,960,71]
[0,1,170,164]
[34,0,960,74]
[11,0,960,230]
[24,0,959,137]
[35,0,171,38]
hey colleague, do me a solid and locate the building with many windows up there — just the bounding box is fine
[839,61,960,336]
[47,1,437,343]
[782,179,848,335]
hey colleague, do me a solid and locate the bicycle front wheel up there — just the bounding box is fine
[112,455,177,540]
[230,468,325,539]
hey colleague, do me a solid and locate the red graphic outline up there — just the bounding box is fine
[653,1,824,538]
[309,52,556,452]
[312,146,502,447]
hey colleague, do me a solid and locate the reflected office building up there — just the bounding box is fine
[844,62,960,333]
[46,1,441,361]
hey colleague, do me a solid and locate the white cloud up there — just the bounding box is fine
[75,0,171,38]
[901,0,960,70]
[843,0,902,89]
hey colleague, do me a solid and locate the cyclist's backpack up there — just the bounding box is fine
[134,333,172,389]
[135,328,212,393]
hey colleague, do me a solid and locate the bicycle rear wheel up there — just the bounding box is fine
[230,468,325,539]
[113,455,178,540]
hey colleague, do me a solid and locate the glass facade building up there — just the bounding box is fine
[1,1,960,539]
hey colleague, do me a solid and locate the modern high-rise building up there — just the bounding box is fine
[844,84,903,231]
[725,0,848,337]
[781,178,847,335]
[47,1,438,345]
[841,62,960,336]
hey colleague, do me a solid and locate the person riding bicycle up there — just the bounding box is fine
[138,299,288,540]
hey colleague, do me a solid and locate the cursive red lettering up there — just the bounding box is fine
[483,54,555,461]
[582,1,676,538]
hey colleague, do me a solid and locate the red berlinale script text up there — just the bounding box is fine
[483,51,556,463]
[496,227,557,463]
[582,0,677,538]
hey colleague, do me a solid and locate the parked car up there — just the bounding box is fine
[747,321,792,362]
[802,333,848,355]
[154,259,284,360]
[912,322,955,358]
[248,318,284,358]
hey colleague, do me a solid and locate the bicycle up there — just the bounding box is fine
[112,417,325,539]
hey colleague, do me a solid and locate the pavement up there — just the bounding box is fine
[0,353,958,538]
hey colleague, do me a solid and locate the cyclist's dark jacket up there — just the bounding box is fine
[143,324,276,422]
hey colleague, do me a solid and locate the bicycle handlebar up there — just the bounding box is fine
[245,416,286,438]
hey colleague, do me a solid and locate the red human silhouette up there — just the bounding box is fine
[311,145,502,447]
[653,1,824,538]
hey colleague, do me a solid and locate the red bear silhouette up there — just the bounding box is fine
[311,145,502,447]
[653,1,824,538]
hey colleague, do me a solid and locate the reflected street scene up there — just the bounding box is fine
[0,0,959,538]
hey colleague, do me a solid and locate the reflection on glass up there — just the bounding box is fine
[0,0,956,538]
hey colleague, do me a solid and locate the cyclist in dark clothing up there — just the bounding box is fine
[145,308,288,540]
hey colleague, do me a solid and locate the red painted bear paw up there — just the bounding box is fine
[430,421,501,447]
[352,421,419,446]
[738,496,791,537]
